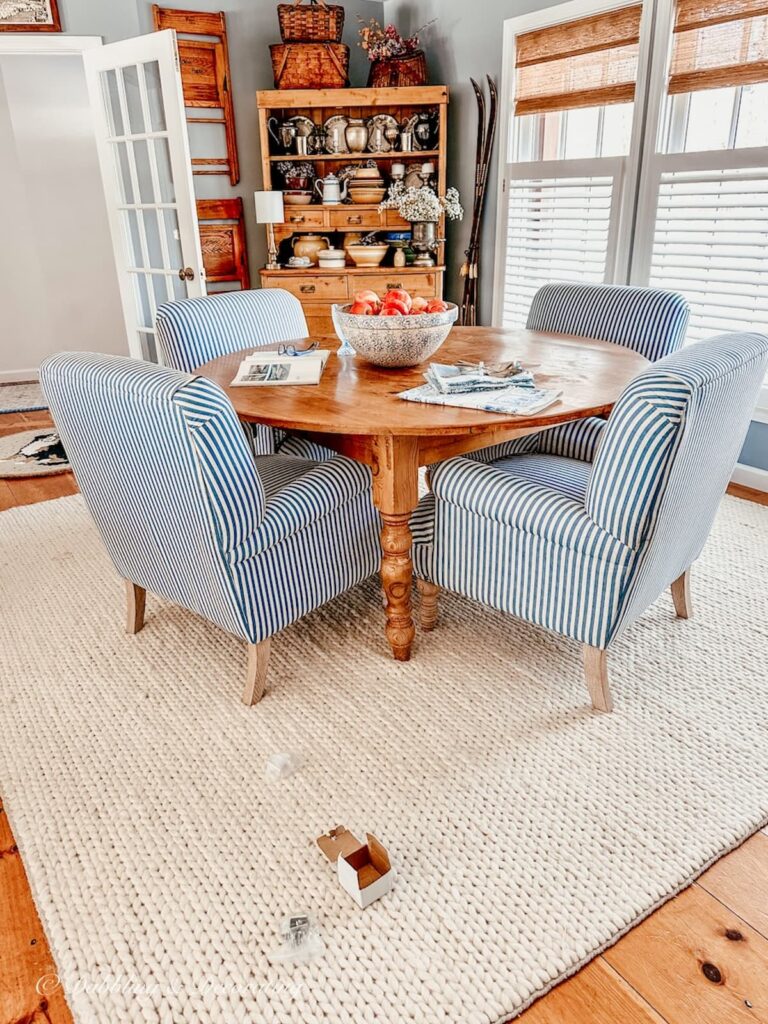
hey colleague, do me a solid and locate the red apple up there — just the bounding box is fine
[380,305,404,316]
[349,301,374,315]
[426,299,449,314]
[383,288,412,311]
[354,289,380,306]
[411,296,430,313]
[382,297,410,316]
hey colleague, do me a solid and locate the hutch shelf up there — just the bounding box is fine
[257,86,449,335]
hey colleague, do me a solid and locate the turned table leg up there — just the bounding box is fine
[380,512,416,660]
[372,435,420,661]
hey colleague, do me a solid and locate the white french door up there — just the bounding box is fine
[84,30,204,361]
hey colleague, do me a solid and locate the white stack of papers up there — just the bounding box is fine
[231,350,331,387]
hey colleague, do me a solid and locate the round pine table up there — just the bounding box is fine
[196,327,647,662]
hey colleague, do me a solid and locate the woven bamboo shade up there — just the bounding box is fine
[669,0,768,95]
[514,5,642,116]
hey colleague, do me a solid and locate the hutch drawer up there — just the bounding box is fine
[284,209,326,228]
[263,274,348,302]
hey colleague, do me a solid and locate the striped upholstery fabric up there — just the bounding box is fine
[40,353,381,646]
[526,282,690,361]
[492,453,592,502]
[462,417,607,467]
[413,332,768,651]
[155,289,334,461]
[155,289,308,372]
[467,283,689,468]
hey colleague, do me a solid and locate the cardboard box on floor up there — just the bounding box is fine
[317,826,393,909]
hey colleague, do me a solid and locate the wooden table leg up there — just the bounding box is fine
[372,436,420,661]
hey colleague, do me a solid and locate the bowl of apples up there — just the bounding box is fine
[332,289,458,368]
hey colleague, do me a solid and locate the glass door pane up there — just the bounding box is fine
[85,32,204,361]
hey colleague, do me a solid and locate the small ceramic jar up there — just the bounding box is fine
[291,234,330,265]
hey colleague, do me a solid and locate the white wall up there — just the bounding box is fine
[57,0,386,280]
[0,51,126,379]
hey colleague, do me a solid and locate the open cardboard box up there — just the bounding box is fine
[317,826,393,909]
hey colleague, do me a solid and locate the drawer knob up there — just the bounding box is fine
[300,284,316,294]
[347,215,362,224]
[386,282,403,291]
[290,215,305,223]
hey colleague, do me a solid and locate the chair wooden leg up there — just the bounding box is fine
[417,579,440,631]
[583,645,614,713]
[671,568,692,619]
[125,581,146,635]
[243,638,271,706]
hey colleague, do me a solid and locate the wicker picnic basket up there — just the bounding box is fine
[367,51,428,88]
[270,41,349,89]
[277,0,345,43]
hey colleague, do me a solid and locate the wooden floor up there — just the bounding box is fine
[2,410,767,1024]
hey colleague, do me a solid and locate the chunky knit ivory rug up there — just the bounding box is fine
[1,494,767,1024]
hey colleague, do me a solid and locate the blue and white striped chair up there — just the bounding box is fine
[413,332,768,712]
[468,283,690,470]
[40,352,381,705]
[155,288,334,461]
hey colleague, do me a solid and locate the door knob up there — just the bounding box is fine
[178,267,195,281]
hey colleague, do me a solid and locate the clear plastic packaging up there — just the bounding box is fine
[267,914,325,964]
[264,752,302,781]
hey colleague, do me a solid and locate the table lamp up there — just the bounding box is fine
[254,191,285,270]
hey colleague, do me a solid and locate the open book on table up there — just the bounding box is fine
[231,349,331,387]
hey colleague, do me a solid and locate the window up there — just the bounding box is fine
[495,0,768,368]
[634,0,768,343]
[495,0,648,328]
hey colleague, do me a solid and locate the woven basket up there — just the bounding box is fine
[277,0,345,43]
[270,42,349,89]
[367,51,428,88]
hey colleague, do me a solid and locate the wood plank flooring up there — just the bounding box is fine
[1,409,767,1024]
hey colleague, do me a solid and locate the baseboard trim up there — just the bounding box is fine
[0,369,39,384]
[731,462,768,492]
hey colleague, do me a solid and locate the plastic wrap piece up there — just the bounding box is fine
[264,752,302,781]
[267,914,325,964]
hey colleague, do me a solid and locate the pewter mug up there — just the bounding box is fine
[268,116,296,153]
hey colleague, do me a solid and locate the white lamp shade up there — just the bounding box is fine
[254,190,285,224]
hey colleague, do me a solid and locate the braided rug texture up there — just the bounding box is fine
[1,494,767,1024]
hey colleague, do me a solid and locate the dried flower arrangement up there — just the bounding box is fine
[357,16,434,62]
[380,184,464,223]
[276,161,315,180]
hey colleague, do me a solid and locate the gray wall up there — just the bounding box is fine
[0,52,124,377]
[384,0,560,324]
[59,0,384,276]
[741,422,768,471]
[384,0,766,475]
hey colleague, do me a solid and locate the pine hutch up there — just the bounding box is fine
[257,86,448,335]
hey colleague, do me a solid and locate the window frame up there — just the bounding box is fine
[494,0,768,411]
[492,0,658,326]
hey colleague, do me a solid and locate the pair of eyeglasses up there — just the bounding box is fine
[277,341,319,357]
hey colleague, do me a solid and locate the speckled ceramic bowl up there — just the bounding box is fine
[332,303,459,368]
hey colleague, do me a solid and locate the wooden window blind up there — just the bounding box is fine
[669,0,768,95]
[514,5,642,116]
